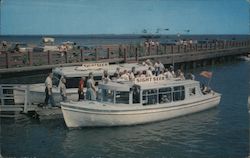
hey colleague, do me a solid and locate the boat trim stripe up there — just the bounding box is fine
[62,95,220,115]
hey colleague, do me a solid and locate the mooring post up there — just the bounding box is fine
[171,45,173,54]
[24,85,30,113]
[28,51,33,66]
[107,48,110,59]
[47,51,51,65]
[80,49,83,62]
[95,48,98,61]
[135,47,138,61]
[124,48,127,63]
[148,46,151,56]
[64,51,68,63]
[5,52,9,68]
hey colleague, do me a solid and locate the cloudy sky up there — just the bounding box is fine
[0,0,249,35]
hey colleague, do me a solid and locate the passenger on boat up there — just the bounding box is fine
[187,73,195,80]
[176,69,185,80]
[78,77,85,101]
[201,84,211,94]
[159,61,165,72]
[169,65,175,77]
[60,78,67,102]
[120,70,130,81]
[44,72,56,107]
[86,73,96,100]
[129,70,135,81]
[154,61,160,76]
[146,67,153,77]
[114,67,121,78]
[102,70,110,83]
[164,68,173,79]
[158,71,165,78]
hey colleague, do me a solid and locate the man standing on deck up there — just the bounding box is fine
[44,72,56,107]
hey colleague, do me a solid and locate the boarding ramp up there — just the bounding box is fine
[0,84,35,117]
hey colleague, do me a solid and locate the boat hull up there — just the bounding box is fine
[61,94,221,128]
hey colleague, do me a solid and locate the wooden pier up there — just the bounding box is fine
[0,40,250,74]
[0,84,62,119]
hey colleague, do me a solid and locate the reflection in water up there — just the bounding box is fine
[62,109,219,158]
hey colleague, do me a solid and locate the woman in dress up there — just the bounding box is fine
[86,72,96,100]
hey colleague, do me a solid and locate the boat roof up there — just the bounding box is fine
[99,77,200,91]
[53,62,148,78]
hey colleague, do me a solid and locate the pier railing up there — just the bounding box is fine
[0,84,34,117]
[0,40,250,69]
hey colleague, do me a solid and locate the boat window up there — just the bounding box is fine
[52,73,61,87]
[102,89,114,103]
[116,91,129,104]
[142,89,157,105]
[189,87,196,96]
[173,86,185,101]
[159,87,172,104]
[65,77,81,88]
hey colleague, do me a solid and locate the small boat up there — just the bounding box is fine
[13,62,148,105]
[61,76,221,128]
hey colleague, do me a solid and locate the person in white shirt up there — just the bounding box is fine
[158,71,165,78]
[164,68,173,79]
[44,72,55,107]
[121,70,130,81]
[146,67,153,77]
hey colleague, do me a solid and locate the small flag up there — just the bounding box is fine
[200,71,213,78]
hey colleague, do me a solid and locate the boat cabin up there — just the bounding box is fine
[52,62,148,89]
[97,76,203,106]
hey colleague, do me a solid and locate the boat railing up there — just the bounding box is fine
[0,84,35,117]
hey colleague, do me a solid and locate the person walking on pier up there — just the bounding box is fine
[44,72,56,107]
[60,78,67,102]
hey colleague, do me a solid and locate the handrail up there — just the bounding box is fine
[0,84,33,113]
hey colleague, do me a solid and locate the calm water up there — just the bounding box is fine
[1,60,250,158]
[1,34,250,46]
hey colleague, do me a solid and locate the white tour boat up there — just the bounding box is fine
[13,62,148,105]
[61,76,221,128]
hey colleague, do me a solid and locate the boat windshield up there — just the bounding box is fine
[52,73,61,87]
[98,89,129,104]
[65,77,81,88]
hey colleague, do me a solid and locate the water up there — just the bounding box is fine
[1,34,249,46]
[1,61,250,158]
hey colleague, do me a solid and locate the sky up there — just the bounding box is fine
[0,0,249,35]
